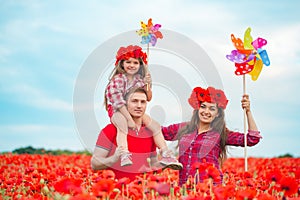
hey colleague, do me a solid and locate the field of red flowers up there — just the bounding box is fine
[0,153,299,200]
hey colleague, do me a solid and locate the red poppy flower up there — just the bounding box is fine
[279,176,298,196]
[236,188,257,200]
[195,87,208,102]
[173,185,181,197]
[115,45,147,66]
[192,162,211,172]
[206,166,221,183]
[127,183,143,199]
[115,177,131,190]
[188,86,228,110]
[92,178,115,198]
[156,183,170,196]
[188,89,201,109]
[69,193,97,200]
[147,181,158,194]
[241,171,253,179]
[195,182,209,193]
[53,177,82,195]
[207,87,228,109]
[102,169,115,180]
[256,193,276,200]
[265,169,282,182]
[213,184,235,200]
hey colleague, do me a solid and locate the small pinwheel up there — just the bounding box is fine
[226,27,270,81]
[136,18,163,46]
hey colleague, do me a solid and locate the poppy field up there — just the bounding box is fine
[0,153,299,199]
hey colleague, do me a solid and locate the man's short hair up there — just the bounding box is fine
[125,87,148,101]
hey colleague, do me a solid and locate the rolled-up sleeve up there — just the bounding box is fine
[96,125,116,150]
[161,122,187,141]
[226,130,262,146]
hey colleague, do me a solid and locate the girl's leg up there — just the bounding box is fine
[142,114,167,149]
[111,112,132,166]
[112,112,128,150]
[142,114,183,170]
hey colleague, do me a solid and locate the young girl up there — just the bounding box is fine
[105,45,182,169]
[161,86,262,185]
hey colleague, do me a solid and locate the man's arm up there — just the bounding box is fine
[91,146,122,170]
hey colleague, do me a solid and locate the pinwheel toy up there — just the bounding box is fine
[226,27,270,171]
[136,18,163,90]
[136,18,163,47]
[226,27,270,81]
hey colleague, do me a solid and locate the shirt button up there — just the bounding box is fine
[189,155,191,158]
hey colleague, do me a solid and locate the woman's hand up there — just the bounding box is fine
[241,94,251,113]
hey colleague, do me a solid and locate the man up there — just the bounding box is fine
[91,87,182,180]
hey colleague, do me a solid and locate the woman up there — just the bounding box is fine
[161,86,262,185]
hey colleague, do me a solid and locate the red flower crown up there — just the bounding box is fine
[188,86,229,109]
[115,45,148,66]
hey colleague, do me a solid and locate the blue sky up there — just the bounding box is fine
[1,0,299,157]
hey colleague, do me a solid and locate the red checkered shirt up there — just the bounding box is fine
[162,122,262,185]
[106,73,145,113]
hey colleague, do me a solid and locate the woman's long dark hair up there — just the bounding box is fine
[176,106,228,165]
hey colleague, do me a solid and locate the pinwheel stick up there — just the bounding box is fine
[243,75,248,172]
[146,43,150,91]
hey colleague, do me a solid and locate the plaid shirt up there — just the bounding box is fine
[162,122,262,185]
[106,73,145,112]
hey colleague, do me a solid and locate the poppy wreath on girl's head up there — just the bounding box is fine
[115,45,148,66]
[188,86,228,110]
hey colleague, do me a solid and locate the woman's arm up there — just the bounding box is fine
[242,94,258,131]
[161,122,187,141]
[226,94,261,146]
[226,130,262,146]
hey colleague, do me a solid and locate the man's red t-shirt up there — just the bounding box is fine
[96,124,157,180]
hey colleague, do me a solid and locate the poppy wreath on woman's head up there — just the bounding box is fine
[188,86,228,110]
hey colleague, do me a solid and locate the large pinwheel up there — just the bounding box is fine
[226,27,270,81]
[226,27,270,171]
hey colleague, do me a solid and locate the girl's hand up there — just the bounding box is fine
[127,118,136,130]
[144,73,152,85]
[241,94,251,113]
